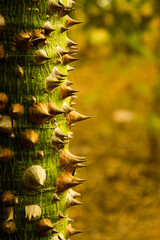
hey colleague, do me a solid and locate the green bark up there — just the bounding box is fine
[0,0,78,239]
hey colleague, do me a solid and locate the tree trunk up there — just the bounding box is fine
[0,1,86,239]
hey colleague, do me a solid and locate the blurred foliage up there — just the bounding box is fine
[73,0,160,56]
[68,1,160,240]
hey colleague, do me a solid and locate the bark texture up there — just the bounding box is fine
[0,0,84,239]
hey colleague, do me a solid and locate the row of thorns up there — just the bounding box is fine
[0,0,90,238]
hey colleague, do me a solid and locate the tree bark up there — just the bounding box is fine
[0,0,84,239]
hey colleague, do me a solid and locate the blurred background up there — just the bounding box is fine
[66,1,160,239]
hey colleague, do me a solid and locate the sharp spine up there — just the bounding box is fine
[62,102,75,113]
[60,24,69,33]
[56,171,86,193]
[58,233,66,240]
[52,66,68,78]
[59,149,87,171]
[66,192,82,209]
[58,0,74,18]
[67,65,75,71]
[60,84,79,100]
[44,21,55,35]
[69,189,81,198]
[62,54,79,65]
[67,217,74,223]
[66,224,84,238]
[48,0,62,14]
[47,102,64,115]
[36,219,56,234]
[65,15,83,28]
[52,193,61,202]
[33,49,51,65]
[58,211,66,219]
[56,45,69,57]
[66,37,78,48]
[66,80,74,86]
[67,110,91,125]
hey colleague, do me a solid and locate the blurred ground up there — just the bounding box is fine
[65,1,160,240]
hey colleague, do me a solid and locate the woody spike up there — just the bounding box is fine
[56,171,86,193]
[45,67,66,92]
[5,206,14,221]
[59,160,86,172]
[36,219,57,235]
[33,49,51,65]
[58,211,66,219]
[29,102,63,124]
[60,24,69,33]
[62,54,79,65]
[66,80,74,86]
[67,65,75,71]
[50,134,67,151]
[67,217,74,223]
[15,32,31,50]
[52,193,61,202]
[76,163,88,169]
[52,66,68,78]
[62,102,75,113]
[66,37,78,48]
[60,84,79,100]
[44,21,55,35]
[70,102,76,107]
[1,192,18,206]
[68,131,74,139]
[56,45,69,57]
[59,149,86,164]
[66,197,82,209]
[68,46,79,55]
[68,45,79,51]
[58,1,73,18]
[65,15,83,28]
[45,76,62,93]
[29,103,52,124]
[0,147,14,163]
[9,104,24,119]
[66,224,84,238]
[58,233,66,240]
[48,0,62,14]
[20,130,38,148]
[69,189,81,198]
[2,220,16,234]
[66,192,82,209]
[30,30,47,46]
[59,149,87,171]
[67,110,91,125]
[53,127,68,140]
[47,102,64,115]
[70,95,78,102]
[60,149,87,162]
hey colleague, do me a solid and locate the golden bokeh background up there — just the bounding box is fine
[66,1,160,239]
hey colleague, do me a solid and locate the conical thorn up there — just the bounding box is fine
[67,110,91,125]
[62,54,79,65]
[66,224,84,238]
[65,16,83,28]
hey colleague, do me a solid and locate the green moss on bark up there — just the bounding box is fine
[0,0,71,239]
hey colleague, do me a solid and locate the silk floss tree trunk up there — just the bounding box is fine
[0,0,90,239]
